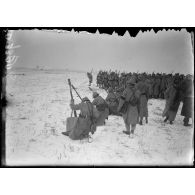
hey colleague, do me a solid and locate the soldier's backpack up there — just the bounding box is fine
[129,90,139,106]
[96,101,108,112]
[66,117,78,133]
[117,96,129,114]
[68,117,91,140]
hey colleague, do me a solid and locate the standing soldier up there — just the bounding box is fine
[103,72,109,90]
[136,75,149,125]
[180,74,194,126]
[115,87,124,103]
[118,78,140,138]
[146,75,153,99]
[166,74,173,89]
[87,71,93,86]
[110,71,116,89]
[96,71,101,87]
[92,92,109,126]
[162,78,181,124]
[150,75,155,98]
[153,74,161,99]
[105,87,119,115]
[114,71,120,89]
[160,74,166,99]
[108,72,113,89]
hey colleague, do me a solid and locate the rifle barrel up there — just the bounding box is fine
[68,79,77,117]
[71,84,82,100]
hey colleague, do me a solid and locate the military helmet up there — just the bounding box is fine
[126,78,136,85]
[108,87,113,93]
[92,92,99,98]
[82,97,90,102]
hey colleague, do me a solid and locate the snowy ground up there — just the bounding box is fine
[6,69,194,166]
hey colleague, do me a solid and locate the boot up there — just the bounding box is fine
[183,117,190,126]
[62,132,69,136]
[131,130,134,134]
[146,118,148,124]
[170,121,173,125]
[123,130,130,135]
[130,129,135,138]
[139,120,143,125]
[184,123,191,127]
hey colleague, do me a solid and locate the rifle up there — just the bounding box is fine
[88,87,93,92]
[71,83,83,101]
[68,79,77,117]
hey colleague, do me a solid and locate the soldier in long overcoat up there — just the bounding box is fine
[180,74,194,126]
[153,75,161,98]
[145,77,153,99]
[118,78,140,138]
[105,87,119,115]
[136,75,149,125]
[87,72,93,86]
[166,74,173,89]
[162,79,181,124]
[92,92,109,126]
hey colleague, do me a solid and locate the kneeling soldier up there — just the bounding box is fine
[63,97,98,140]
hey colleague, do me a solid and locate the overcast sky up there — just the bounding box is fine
[11,29,193,74]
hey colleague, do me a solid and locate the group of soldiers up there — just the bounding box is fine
[87,71,93,86]
[63,70,193,141]
[96,70,186,99]
[104,72,193,130]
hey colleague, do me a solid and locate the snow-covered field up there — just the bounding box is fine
[6,69,194,166]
